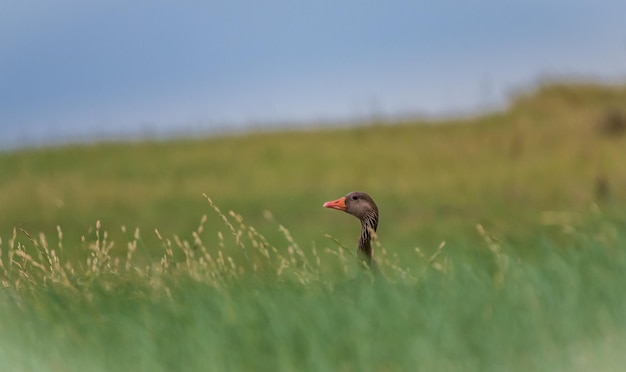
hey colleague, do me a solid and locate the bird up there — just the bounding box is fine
[323,191,379,269]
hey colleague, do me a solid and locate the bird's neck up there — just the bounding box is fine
[358,211,379,263]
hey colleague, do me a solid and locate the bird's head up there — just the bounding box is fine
[323,191,378,220]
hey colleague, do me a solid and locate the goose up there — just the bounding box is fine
[323,191,379,268]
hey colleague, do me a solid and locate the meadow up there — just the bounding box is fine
[0,81,625,371]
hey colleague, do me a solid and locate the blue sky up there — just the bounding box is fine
[1,1,625,148]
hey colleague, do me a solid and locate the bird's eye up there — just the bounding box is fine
[351,195,358,200]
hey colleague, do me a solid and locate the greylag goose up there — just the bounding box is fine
[323,192,379,268]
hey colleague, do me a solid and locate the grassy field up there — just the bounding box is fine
[1,81,626,371]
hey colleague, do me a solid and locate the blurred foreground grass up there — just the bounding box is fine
[1,81,626,371]
[0,196,625,371]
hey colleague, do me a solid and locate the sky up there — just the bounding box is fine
[1,1,625,149]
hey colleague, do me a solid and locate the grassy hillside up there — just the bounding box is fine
[1,81,626,371]
[1,81,625,256]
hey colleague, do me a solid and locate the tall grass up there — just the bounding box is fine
[1,196,625,371]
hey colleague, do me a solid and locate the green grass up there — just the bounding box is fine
[1,199,625,371]
[1,81,626,371]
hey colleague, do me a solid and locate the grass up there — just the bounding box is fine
[1,197,625,371]
[0,80,626,371]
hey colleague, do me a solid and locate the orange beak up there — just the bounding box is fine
[323,196,346,211]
